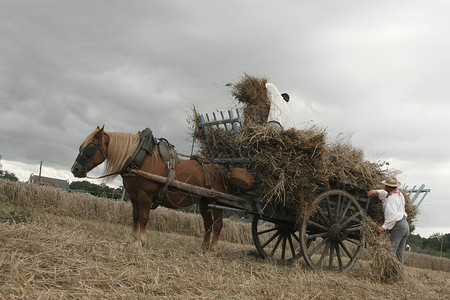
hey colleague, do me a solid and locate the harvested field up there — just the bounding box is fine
[1,180,449,299]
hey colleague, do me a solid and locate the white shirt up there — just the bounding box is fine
[265,83,290,127]
[377,189,407,230]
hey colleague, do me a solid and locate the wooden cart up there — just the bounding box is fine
[133,109,371,272]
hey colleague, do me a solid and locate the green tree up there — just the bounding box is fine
[0,170,19,182]
[69,181,129,201]
[424,233,442,251]
[407,232,450,258]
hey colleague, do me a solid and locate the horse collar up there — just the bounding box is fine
[122,128,156,173]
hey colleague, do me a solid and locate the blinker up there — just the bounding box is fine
[82,144,97,157]
[75,142,99,166]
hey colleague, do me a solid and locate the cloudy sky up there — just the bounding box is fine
[1,1,449,237]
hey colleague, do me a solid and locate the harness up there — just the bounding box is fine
[122,129,187,210]
[122,128,157,171]
[190,156,211,189]
[153,138,179,209]
[115,128,215,210]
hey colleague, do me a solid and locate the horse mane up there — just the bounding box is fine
[81,128,161,182]
[103,131,141,181]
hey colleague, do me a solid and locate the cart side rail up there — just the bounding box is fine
[196,109,249,164]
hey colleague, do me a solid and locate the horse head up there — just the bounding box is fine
[71,125,108,178]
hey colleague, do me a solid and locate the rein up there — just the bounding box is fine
[85,170,123,180]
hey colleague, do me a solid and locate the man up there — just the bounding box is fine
[265,82,290,132]
[367,176,409,263]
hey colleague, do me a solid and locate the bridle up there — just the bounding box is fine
[75,137,107,171]
[74,134,124,179]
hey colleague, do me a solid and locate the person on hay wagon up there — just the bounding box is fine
[265,82,290,132]
[367,176,410,264]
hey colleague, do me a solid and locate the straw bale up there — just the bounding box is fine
[230,73,268,106]
[231,73,270,125]
[362,216,404,283]
[404,192,418,230]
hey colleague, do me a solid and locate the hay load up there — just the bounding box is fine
[191,73,417,224]
[239,124,328,214]
[230,73,270,126]
[325,137,389,192]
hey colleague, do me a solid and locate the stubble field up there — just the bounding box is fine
[0,179,449,299]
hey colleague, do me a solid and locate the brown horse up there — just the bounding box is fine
[71,126,228,252]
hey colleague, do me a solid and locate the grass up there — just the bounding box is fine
[0,207,32,224]
[0,179,449,299]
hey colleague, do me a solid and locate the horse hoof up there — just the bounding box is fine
[133,240,143,248]
[201,245,210,254]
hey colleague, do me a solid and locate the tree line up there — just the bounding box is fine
[0,170,19,182]
[69,180,130,201]
[408,233,450,259]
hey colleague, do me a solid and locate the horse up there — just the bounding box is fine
[71,125,228,252]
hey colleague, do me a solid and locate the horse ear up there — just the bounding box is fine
[95,125,105,139]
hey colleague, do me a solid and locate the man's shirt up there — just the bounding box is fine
[377,189,407,230]
[266,83,290,127]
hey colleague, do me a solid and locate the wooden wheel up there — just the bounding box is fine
[252,214,302,261]
[301,190,364,272]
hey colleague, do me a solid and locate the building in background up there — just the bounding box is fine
[28,174,70,191]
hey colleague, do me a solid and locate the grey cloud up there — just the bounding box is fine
[1,0,449,236]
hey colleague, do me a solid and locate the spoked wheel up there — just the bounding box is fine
[252,214,302,261]
[301,190,364,272]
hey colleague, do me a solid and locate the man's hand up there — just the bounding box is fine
[376,226,385,233]
[367,190,378,197]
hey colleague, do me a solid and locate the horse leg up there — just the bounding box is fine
[199,199,213,252]
[209,208,223,252]
[130,196,140,245]
[137,194,153,248]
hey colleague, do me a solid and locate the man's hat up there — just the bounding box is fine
[381,176,401,188]
[281,93,290,102]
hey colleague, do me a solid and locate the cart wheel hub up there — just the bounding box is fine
[329,223,347,242]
